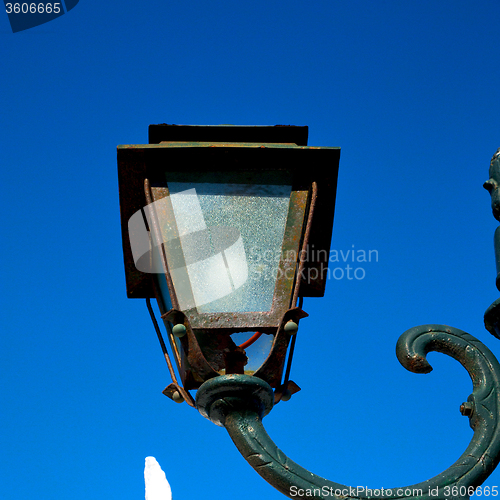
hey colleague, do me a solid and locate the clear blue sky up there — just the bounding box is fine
[1,1,500,499]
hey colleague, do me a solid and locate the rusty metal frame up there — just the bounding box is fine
[142,169,307,389]
[140,170,319,394]
[145,298,195,407]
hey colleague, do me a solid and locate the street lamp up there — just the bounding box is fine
[118,126,500,499]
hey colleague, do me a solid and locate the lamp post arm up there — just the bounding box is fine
[196,325,500,500]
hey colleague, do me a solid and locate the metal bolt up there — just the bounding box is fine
[284,320,298,335]
[281,389,292,402]
[460,401,474,416]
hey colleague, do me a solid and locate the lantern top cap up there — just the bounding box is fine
[148,124,309,146]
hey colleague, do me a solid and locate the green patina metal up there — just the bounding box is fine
[197,324,500,499]
[484,149,500,338]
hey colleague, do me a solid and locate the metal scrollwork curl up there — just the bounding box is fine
[395,325,500,489]
[197,324,500,500]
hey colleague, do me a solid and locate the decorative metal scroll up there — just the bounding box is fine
[196,324,500,500]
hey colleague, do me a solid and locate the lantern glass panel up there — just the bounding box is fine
[153,171,293,316]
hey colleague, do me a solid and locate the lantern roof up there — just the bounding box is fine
[148,124,309,146]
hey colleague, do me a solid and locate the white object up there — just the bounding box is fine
[144,457,172,500]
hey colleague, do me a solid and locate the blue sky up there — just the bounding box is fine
[1,1,500,499]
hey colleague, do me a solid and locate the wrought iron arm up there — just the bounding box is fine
[196,325,500,500]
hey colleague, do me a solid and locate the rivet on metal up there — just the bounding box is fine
[172,324,187,338]
[284,321,298,334]
[281,388,292,402]
[172,391,184,404]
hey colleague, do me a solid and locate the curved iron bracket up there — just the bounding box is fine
[196,325,500,499]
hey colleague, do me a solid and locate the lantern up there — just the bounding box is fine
[118,125,340,406]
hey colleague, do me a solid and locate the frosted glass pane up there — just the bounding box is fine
[224,236,248,289]
[169,189,207,236]
[165,178,291,313]
[186,253,232,307]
